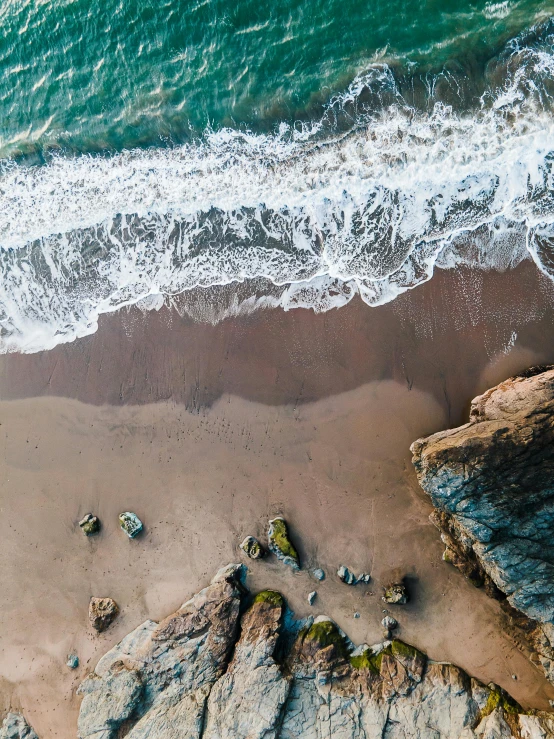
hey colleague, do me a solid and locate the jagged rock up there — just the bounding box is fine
[79,513,100,536]
[89,597,119,633]
[312,568,325,581]
[77,564,554,739]
[308,591,317,605]
[267,517,300,570]
[77,564,245,739]
[119,511,143,538]
[357,572,371,584]
[383,583,408,605]
[0,713,38,739]
[337,565,357,585]
[240,536,265,559]
[411,367,554,686]
[67,653,79,669]
[204,591,290,738]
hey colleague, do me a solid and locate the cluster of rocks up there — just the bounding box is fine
[78,511,143,538]
[59,564,554,738]
[240,516,301,571]
[337,565,371,586]
[411,366,554,688]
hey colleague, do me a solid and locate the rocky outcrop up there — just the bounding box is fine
[0,714,38,739]
[76,564,554,739]
[411,367,554,685]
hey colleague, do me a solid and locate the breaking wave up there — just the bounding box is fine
[2,20,554,352]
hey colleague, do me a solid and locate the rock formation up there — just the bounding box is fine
[119,512,143,539]
[411,366,554,685]
[240,535,265,559]
[0,714,38,739]
[74,563,554,739]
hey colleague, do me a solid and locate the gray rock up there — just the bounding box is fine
[119,511,143,538]
[383,583,409,605]
[337,565,357,585]
[0,713,38,739]
[357,573,371,584]
[76,563,548,739]
[267,517,300,570]
[79,513,100,536]
[411,367,554,686]
[89,597,119,633]
[353,612,360,619]
[308,591,317,606]
[382,615,398,630]
[67,653,79,669]
[240,536,265,560]
[312,568,325,581]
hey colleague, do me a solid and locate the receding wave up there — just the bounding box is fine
[2,20,554,352]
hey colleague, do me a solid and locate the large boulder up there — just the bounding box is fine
[411,367,554,684]
[0,714,38,739]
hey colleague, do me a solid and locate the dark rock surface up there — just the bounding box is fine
[89,597,119,633]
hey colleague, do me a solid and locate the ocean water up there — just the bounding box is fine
[1,0,554,351]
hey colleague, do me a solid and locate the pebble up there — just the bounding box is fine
[66,654,79,669]
[308,591,317,606]
[313,568,325,581]
[119,511,143,538]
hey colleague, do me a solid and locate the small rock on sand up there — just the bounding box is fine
[382,615,398,630]
[67,653,79,669]
[240,535,265,559]
[337,565,357,585]
[89,597,119,632]
[308,591,317,605]
[119,511,143,538]
[79,513,100,536]
[312,568,325,581]
[382,583,409,605]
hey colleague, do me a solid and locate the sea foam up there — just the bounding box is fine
[2,25,554,352]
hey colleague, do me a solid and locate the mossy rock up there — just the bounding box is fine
[349,647,382,673]
[301,619,351,660]
[268,517,300,570]
[240,536,265,560]
[253,590,284,608]
[481,687,523,719]
[79,513,100,536]
[119,511,143,538]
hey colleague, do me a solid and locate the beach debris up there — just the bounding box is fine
[312,568,325,581]
[240,535,265,560]
[89,597,119,632]
[267,516,300,570]
[337,565,357,585]
[308,591,317,605]
[79,513,100,536]
[119,511,143,538]
[382,583,409,605]
[67,653,79,669]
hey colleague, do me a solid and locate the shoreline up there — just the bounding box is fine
[2,261,554,736]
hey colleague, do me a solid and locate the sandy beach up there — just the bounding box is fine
[2,261,554,737]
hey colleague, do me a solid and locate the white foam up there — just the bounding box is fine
[2,32,554,352]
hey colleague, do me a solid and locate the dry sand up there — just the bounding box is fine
[1,261,554,737]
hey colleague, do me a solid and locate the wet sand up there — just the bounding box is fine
[2,261,554,737]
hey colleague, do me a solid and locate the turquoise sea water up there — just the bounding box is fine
[1,0,554,351]
[2,0,551,157]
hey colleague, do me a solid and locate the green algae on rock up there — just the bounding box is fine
[240,535,265,560]
[78,513,100,536]
[267,516,300,570]
[253,590,284,608]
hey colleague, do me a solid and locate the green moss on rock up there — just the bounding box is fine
[349,648,381,673]
[268,517,300,569]
[301,619,351,659]
[253,590,284,608]
[481,687,522,719]
[391,640,425,661]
